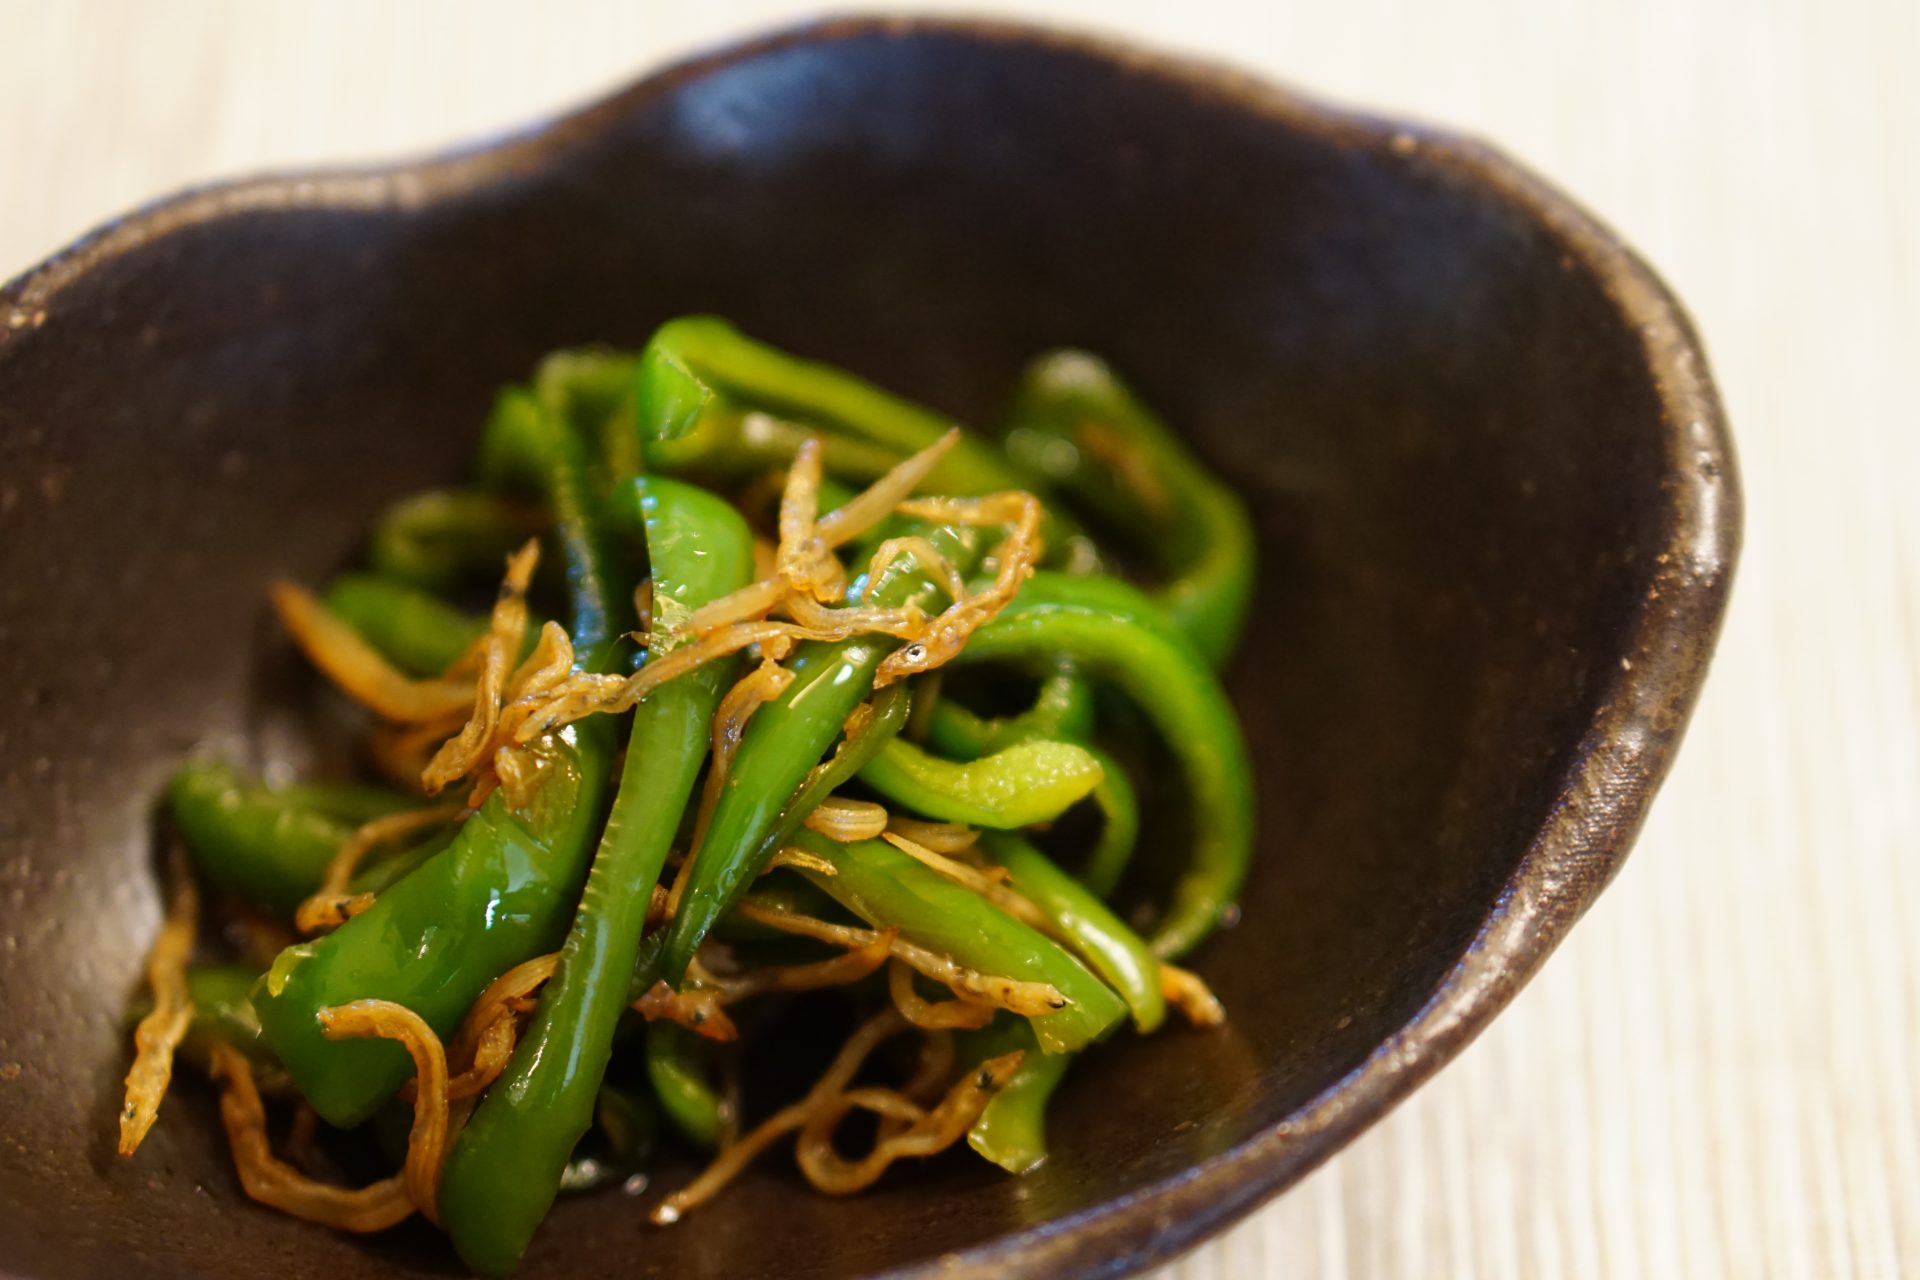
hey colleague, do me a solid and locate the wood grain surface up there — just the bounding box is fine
[2,2,1914,1277]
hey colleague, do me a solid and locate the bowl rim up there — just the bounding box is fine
[0,16,1742,1280]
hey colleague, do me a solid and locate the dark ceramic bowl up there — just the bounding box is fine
[0,17,1737,1280]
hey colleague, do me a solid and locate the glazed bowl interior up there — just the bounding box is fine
[0,19,1734,1280]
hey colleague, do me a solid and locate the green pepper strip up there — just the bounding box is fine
[636,316,1019,495]
[533,347,644,485]
[955,1016,1068,1173]
[711,877,860,947]
[922,680,1140,898]
[264,780,419,826]
[635,675,912,996]
[635,317,1103,572]
[1001,351,1256,666]
[477,387,554,495]
[517,329,903,486]
[859,737,1105,829]
[441,477,754,1277]
[644,405,907,484]
[903,767,1148,1167]
[253,396,627,1128]
[128,963,312,1100]
[644,1021,727,1150]
[169,762,414,917]
[155,965,272,1070]
[788,830,1125,1054]
[727,680,914,896]
[253,732,611,1130]
[473,351,646,495]
[956,572,1253,960]
[981,832,1164,1033]
[557,1082,658,1193]
[1070,746,1141,899]
[952,781,1152,1170]
[322,573,486,677]
[367,488,549,594]
[348,826,459,898]
[922,666,1095,757]
[653,523,983,984]
[325,573,544,679]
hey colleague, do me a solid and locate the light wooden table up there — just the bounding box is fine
[4,3,1914,1277]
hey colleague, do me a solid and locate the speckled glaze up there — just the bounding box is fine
[0,18,1738,1280]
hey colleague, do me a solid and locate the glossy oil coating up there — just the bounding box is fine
[0,17,1737,1280]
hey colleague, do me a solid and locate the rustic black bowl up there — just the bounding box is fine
[0,17,1738,1280]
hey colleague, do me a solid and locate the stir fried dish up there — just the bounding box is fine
[115,317,1256,1276]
